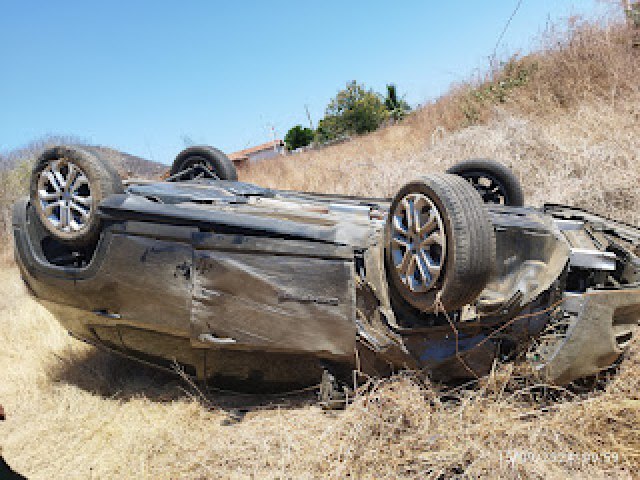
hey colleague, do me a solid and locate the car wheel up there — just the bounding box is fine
[446,159,524,206]
[385,173,496,313]
[29,145,124,248]
[170,146,238,181]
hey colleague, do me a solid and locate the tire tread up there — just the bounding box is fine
[447,158,524,206]
[386,173,495,312]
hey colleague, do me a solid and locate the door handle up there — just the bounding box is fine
[92,309,121,319]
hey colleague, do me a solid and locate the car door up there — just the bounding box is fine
[74,222,195,365]
[190,231,357,358]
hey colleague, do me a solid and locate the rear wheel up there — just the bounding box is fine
[385,173,495,313]
[446,159,524,206]
[170,146,238,181]
[30,145,123,248]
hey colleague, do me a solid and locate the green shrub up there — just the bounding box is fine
[385,84,411,121]
[315,81,389,142]
[284,125,314,151]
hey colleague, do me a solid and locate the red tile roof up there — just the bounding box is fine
[229,140,284,161]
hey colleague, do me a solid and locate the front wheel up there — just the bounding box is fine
[29,145,124,248]
[385,173,496,312]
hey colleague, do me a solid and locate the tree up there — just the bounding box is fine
[384,84,411,121]
[315,81,389,142]
[284,125,314,151]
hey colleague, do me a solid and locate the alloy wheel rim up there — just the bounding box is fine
[182,157,219,180]
[390,192,446,293]
[460,172,508,204]
[37,159,93,233]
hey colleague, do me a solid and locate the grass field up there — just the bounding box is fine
[1,13,639,480]
[0,263,638,479]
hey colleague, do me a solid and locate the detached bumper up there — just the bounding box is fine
[537,288,640,384]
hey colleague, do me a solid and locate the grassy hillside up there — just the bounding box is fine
[242,17,639,226]
[1,14,639,479]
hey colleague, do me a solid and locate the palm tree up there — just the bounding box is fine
[384,84,411,122]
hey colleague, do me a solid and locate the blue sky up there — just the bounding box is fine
[0,1,608,164]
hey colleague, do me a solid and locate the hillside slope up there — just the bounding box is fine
[0,140,166,178]
[243,99,640,226]
[242,18,639,226]
[84,145,167,178]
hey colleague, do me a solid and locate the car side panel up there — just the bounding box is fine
[74,233,192,337]
[191,235,357,358]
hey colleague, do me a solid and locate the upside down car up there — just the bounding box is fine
[12,145,640,395]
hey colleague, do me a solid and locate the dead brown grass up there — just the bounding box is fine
[1,13,639,480]
[0,264,638,479]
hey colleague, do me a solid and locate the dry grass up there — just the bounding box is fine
[1,14,640,480]
[0,264,638,479]
[242,99,640,226]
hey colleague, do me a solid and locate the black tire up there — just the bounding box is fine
[78,145,125,186]
[385,173,495,313]
[29,145,124,248]
[170,146,238,181]
[446,159,524,207]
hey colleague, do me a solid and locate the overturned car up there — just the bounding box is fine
[12,145,640,392]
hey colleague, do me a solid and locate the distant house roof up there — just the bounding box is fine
[229,140,284,162]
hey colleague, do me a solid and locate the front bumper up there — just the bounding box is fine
[534,288,639,384]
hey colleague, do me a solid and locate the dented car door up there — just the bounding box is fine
[190,231,357,358]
